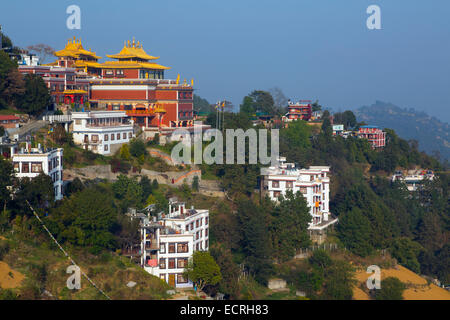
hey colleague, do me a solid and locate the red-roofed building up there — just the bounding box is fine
[0,115,20,129]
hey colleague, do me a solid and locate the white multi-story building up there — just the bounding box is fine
[71,110,134,155]
[261,157,337,230]
[12,147,64,200]
[138,199,209,288]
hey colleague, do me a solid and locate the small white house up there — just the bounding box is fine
[71,110,134,155]
[12,147,64,200]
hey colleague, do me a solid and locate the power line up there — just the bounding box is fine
[26,200,112,300]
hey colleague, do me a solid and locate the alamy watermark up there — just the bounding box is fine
[66,5,81,30]
[367,5,381,30]
[366,265,381,290]
[66,265,81,290]
[170,122,279,166]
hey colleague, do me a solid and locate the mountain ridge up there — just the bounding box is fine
[353,101,450,161]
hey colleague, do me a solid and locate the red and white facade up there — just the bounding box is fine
[285,100,312,122]
[357,125,386,148]
[18,65,89,106]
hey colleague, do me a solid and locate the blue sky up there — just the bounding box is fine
[1,0,449,122]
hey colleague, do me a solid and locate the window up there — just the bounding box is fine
[105,70,113,76]
[205,240,208,249]
[129,132,132,138]
[196,220,199,228]
[13,162,19,172]
[272,181,280,188]
[177,258,188,269]
[117,133,120,140]
[286,181,293,189]
[22,162,29,173]
[116,70,124,76]
[168,243,175,254]
[196,232,199,240]
[177,243,188,253]
[111,134,115,141]
[91,134,99,143]
[75,119,81,125]
[300,187,307,194]
[104,134,109,141]
[123,132,126,139]
[160,243,166,254]
[159,258,166,269]
[205,228,208,237]
[177,274,188,284]
[160,274,166,281]
[168,258,175,269]
[273,191,281,198]
[205,217,209,225]
[104,145,108,151]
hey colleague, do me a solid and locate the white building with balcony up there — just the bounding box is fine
[261,157,337,231]
[12,147,64,200]
[137,199,209,288]
[71,110,134,155]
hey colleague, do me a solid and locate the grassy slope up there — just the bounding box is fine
[0,232,170,300]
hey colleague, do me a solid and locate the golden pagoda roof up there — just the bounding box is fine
[63,89,87,94]
[74,60,103,69]
[106,38,159,61]
[54,37,102,60]
[100,60,170,70]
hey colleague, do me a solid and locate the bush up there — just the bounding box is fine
[374,277,405,300]
[129,138,147,158]
[0,240,10,260]
[110,158,131,174]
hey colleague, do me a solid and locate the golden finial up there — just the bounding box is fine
[73,36,76,42]
[176,74,180,84]
[127,40,130,47]
[183,79,187,86]
[137,41,140,47]
[132,37,135,47]
[191,78,194,87]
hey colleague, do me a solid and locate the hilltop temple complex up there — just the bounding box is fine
[19,37,194,131]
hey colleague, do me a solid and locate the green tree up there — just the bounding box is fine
[14,173,54,215]
[48,186,117,250]
[210,244,240,298]
[389,238,423,273]
[192,175,199,192]
[129,138,147,158]
[374,277,405,300]
[184,251,222,294]
[337,208,373,257]
[16,74,51,116]
[270,191,311,261]
[119,143,131,160]
[237,198,273,284]
[0,157,14,210]
[322,260,356,300]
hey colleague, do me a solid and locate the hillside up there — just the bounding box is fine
[354,101,450,161]
[353,265,450,300]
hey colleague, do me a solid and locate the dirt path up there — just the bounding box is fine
[0,261,25,289]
